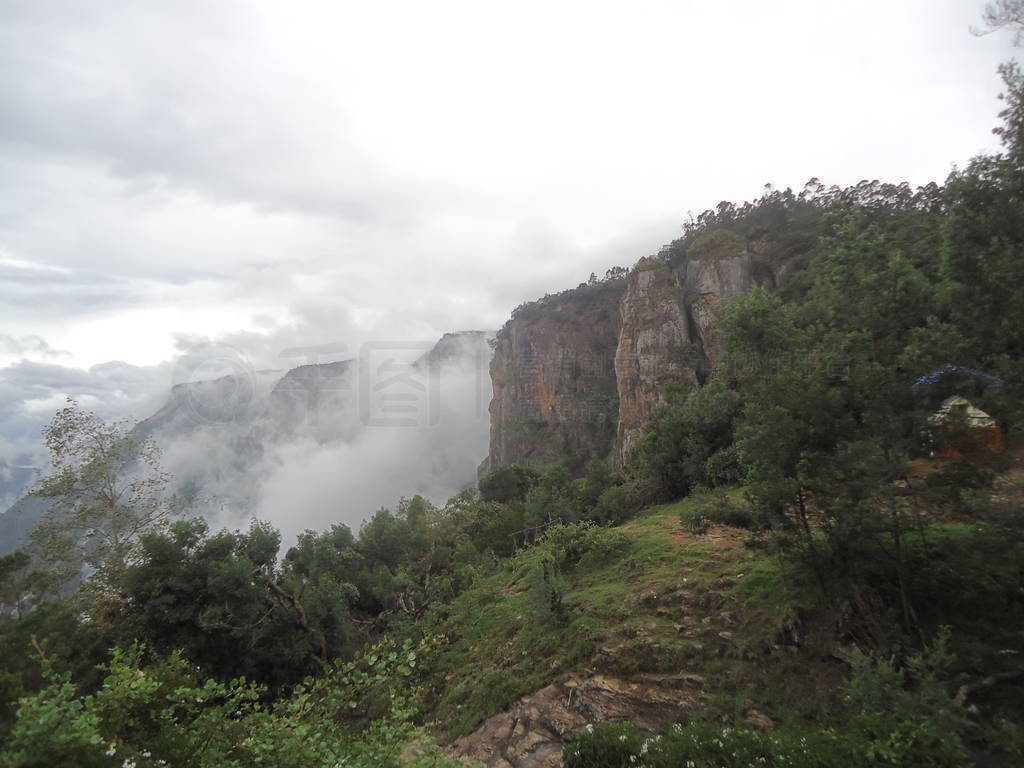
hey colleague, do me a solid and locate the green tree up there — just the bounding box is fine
[629,381,741,502]
[576,458,615,516]
[28,401,182,594]
[120,518,349,688]
[478,464,539,504]
[1,637,458,768]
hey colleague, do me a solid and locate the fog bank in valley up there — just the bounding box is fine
[148,332,493,545]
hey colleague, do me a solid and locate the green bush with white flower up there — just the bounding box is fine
[563,631,970,768]
[562,722,863,768]
[0,637,461,768]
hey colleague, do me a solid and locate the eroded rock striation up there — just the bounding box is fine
[614,259,700,464]
[446,673,704,768]
[489,245,769,471]
[488,281,624,472]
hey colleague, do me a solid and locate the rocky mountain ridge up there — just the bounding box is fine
[488,244,775,471]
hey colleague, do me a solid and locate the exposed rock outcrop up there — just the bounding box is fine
[446,673,704,768]
[489,246,766,471]
[614,259,700,464]
[488,281,625,472]
[679,248,755,374]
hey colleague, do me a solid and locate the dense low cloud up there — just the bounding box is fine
[0,357,171,463]
[0,333,70,363]
[142,332,493,545]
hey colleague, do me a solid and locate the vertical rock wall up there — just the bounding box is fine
[680,250,755,375]
[613,259,700,464]
[488,246,764,472]
[488,282,624,471]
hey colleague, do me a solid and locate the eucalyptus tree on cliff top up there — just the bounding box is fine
[28,400,182,595]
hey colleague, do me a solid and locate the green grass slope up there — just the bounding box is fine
[421,496,842,740]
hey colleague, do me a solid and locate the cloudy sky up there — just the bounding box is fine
[0,0,1018,467]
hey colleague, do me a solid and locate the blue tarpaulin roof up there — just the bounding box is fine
[912,364,1004,392]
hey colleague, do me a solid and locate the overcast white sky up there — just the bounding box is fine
[0,0,1018,464]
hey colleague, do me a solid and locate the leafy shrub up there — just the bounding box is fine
[692,488,757,530]
[0,670,24,739]
[479,465,540,504]
[577,459,617,517]
[563,721,863,768]
[590,484,636,526]
[525,557,570,624]
[576,528,631,571]
[704,444,742,485]
[1,638,459,768]
[844,627,969,767]
[982,716,1024,761]
[523,485,571,530]
[629,382,740,502]
[529,523,630,572]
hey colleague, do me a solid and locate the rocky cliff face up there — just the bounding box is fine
[489,244,768,470]
[681,248,755,375]
[488,282,624,472]
[613,259,700,463]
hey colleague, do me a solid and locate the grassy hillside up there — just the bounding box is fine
[418,471,1024,764]
[422,495,842,739]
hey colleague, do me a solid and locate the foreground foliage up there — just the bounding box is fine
[565,723,864,768]
[1,637,457,768]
